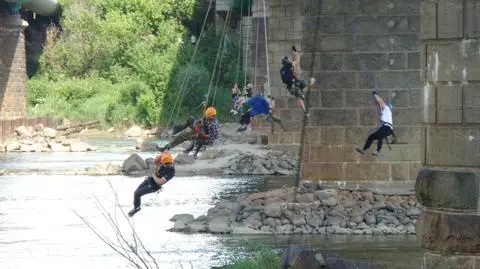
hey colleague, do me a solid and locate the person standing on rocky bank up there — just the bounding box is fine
[128,151,175,217]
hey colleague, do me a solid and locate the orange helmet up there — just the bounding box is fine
[155,151,174,165]
[204,107,217,119]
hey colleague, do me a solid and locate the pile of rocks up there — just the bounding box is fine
[223,151,298,175]
[1,124,97,152]
[169,182,422,235]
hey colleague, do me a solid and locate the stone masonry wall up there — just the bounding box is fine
[421,0,480,168]
[248,0,423,182]
[0,13,27,120]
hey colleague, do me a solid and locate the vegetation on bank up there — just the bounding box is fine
[27,0,243,128]
[223,247,281,269]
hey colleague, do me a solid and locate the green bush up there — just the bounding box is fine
[224,247,281,269]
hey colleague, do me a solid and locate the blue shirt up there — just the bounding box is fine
[247,96,270,117]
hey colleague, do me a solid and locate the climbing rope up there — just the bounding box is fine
[253,18,260,90]
[281,1,322,268]
[243,0,251,88]
[212,8,234,105]
[261,0,271,96]
[166,0,214,129]
[204,7,233,112]
[234,0,244,84]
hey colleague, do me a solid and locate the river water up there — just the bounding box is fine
[0,137,423,269]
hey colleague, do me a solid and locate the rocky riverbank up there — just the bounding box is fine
[1,124,98,152]
[168,181,422,235]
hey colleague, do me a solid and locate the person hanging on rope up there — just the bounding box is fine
[128,151,175,217]
[280,46,315,116]
[236,95,272,132]
[266,95,286,133]
[183,107,220,158]
[157,107,220,153]
[231,91,248,116]
[244,83,253,98]
[356,91,395,156]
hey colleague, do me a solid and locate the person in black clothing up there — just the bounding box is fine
[280,46,315,116]
[128,151,175,217]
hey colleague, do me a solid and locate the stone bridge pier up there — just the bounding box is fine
[415,0,480,268]
[0,4,27,120]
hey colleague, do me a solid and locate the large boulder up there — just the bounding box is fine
[122,153,148,174]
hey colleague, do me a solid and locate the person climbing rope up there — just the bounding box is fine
[236,95,273,132]
[231,83,240,102]
[244,83,253,98]
[266,95,286,133]
[128,151,175,217]
[356,91,394,156]
[157,107,220,152]
[280,46,315,116]
[183,107,220,158]
[231,91,248,116]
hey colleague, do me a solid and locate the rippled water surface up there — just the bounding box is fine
[0,137,423,269]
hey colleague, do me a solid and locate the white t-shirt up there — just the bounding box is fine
[380,105,393,127]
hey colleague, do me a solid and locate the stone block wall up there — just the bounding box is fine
[0,13,27,120]
[246,0,423,182]
[421,0,480,168]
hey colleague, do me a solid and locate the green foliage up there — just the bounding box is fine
[162,26,246,123]
[224,247,281,269]
[28,0,246,127]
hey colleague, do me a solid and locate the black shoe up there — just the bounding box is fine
[237,126,247,132]
[356,148,366,155]
[128,207,141,217]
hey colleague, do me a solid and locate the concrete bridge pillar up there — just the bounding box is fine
[0,7,27,120]
[416,0,480,267]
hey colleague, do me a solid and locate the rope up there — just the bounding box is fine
[204,7,233,113]
[234,0,244,84]
[253,18,260,90]
[212,9,234,105]
[243,0,251,88]
[261,0,270,96]
[281,1,322,268]
[166,0,214,129]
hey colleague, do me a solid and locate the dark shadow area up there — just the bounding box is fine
[21,7,62,77]
[160,0,251,127]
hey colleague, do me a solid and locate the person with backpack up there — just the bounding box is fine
[356,91,395,156]
[128,151,175,217]
[280,46,315,116]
